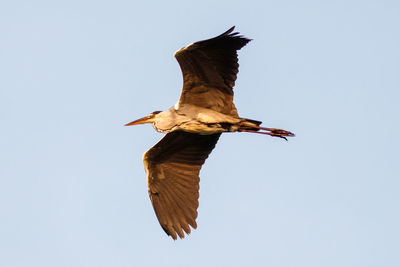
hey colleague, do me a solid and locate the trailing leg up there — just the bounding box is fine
[237,121,295,140]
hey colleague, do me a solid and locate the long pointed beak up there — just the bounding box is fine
[124,116,152,126]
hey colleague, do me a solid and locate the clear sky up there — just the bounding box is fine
[1,0,399,266]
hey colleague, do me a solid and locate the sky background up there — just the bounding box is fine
[1,0,399,266]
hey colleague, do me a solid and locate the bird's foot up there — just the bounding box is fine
[267,128,295,141]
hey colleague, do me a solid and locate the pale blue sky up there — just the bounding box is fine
[1,0,399,266]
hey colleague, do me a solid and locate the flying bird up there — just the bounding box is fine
[125,26,294,240]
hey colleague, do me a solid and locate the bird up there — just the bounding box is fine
[125,26,294,240]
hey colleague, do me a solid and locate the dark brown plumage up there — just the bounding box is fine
[144,132,220,239]
[175,26,250,116]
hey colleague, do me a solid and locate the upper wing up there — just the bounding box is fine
[143,131,221,240]
[174,26,251,116]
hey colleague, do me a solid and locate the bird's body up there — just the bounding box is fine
[126,27,294,240]
[150,104,256,134]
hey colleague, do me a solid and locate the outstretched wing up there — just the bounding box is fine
[143,131,221,240]
[174,26,251,116]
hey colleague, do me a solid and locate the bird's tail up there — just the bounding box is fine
[239,118,262,131]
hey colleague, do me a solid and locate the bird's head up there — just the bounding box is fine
[124,111,162,126]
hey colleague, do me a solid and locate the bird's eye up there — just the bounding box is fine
[152,111,162,115]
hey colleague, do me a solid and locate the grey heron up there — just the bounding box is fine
[125,26,294,240]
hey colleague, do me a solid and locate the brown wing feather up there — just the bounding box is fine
[143,131,221,240]
[174,26,251,116]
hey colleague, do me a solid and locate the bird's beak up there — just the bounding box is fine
[124,115,153,126]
